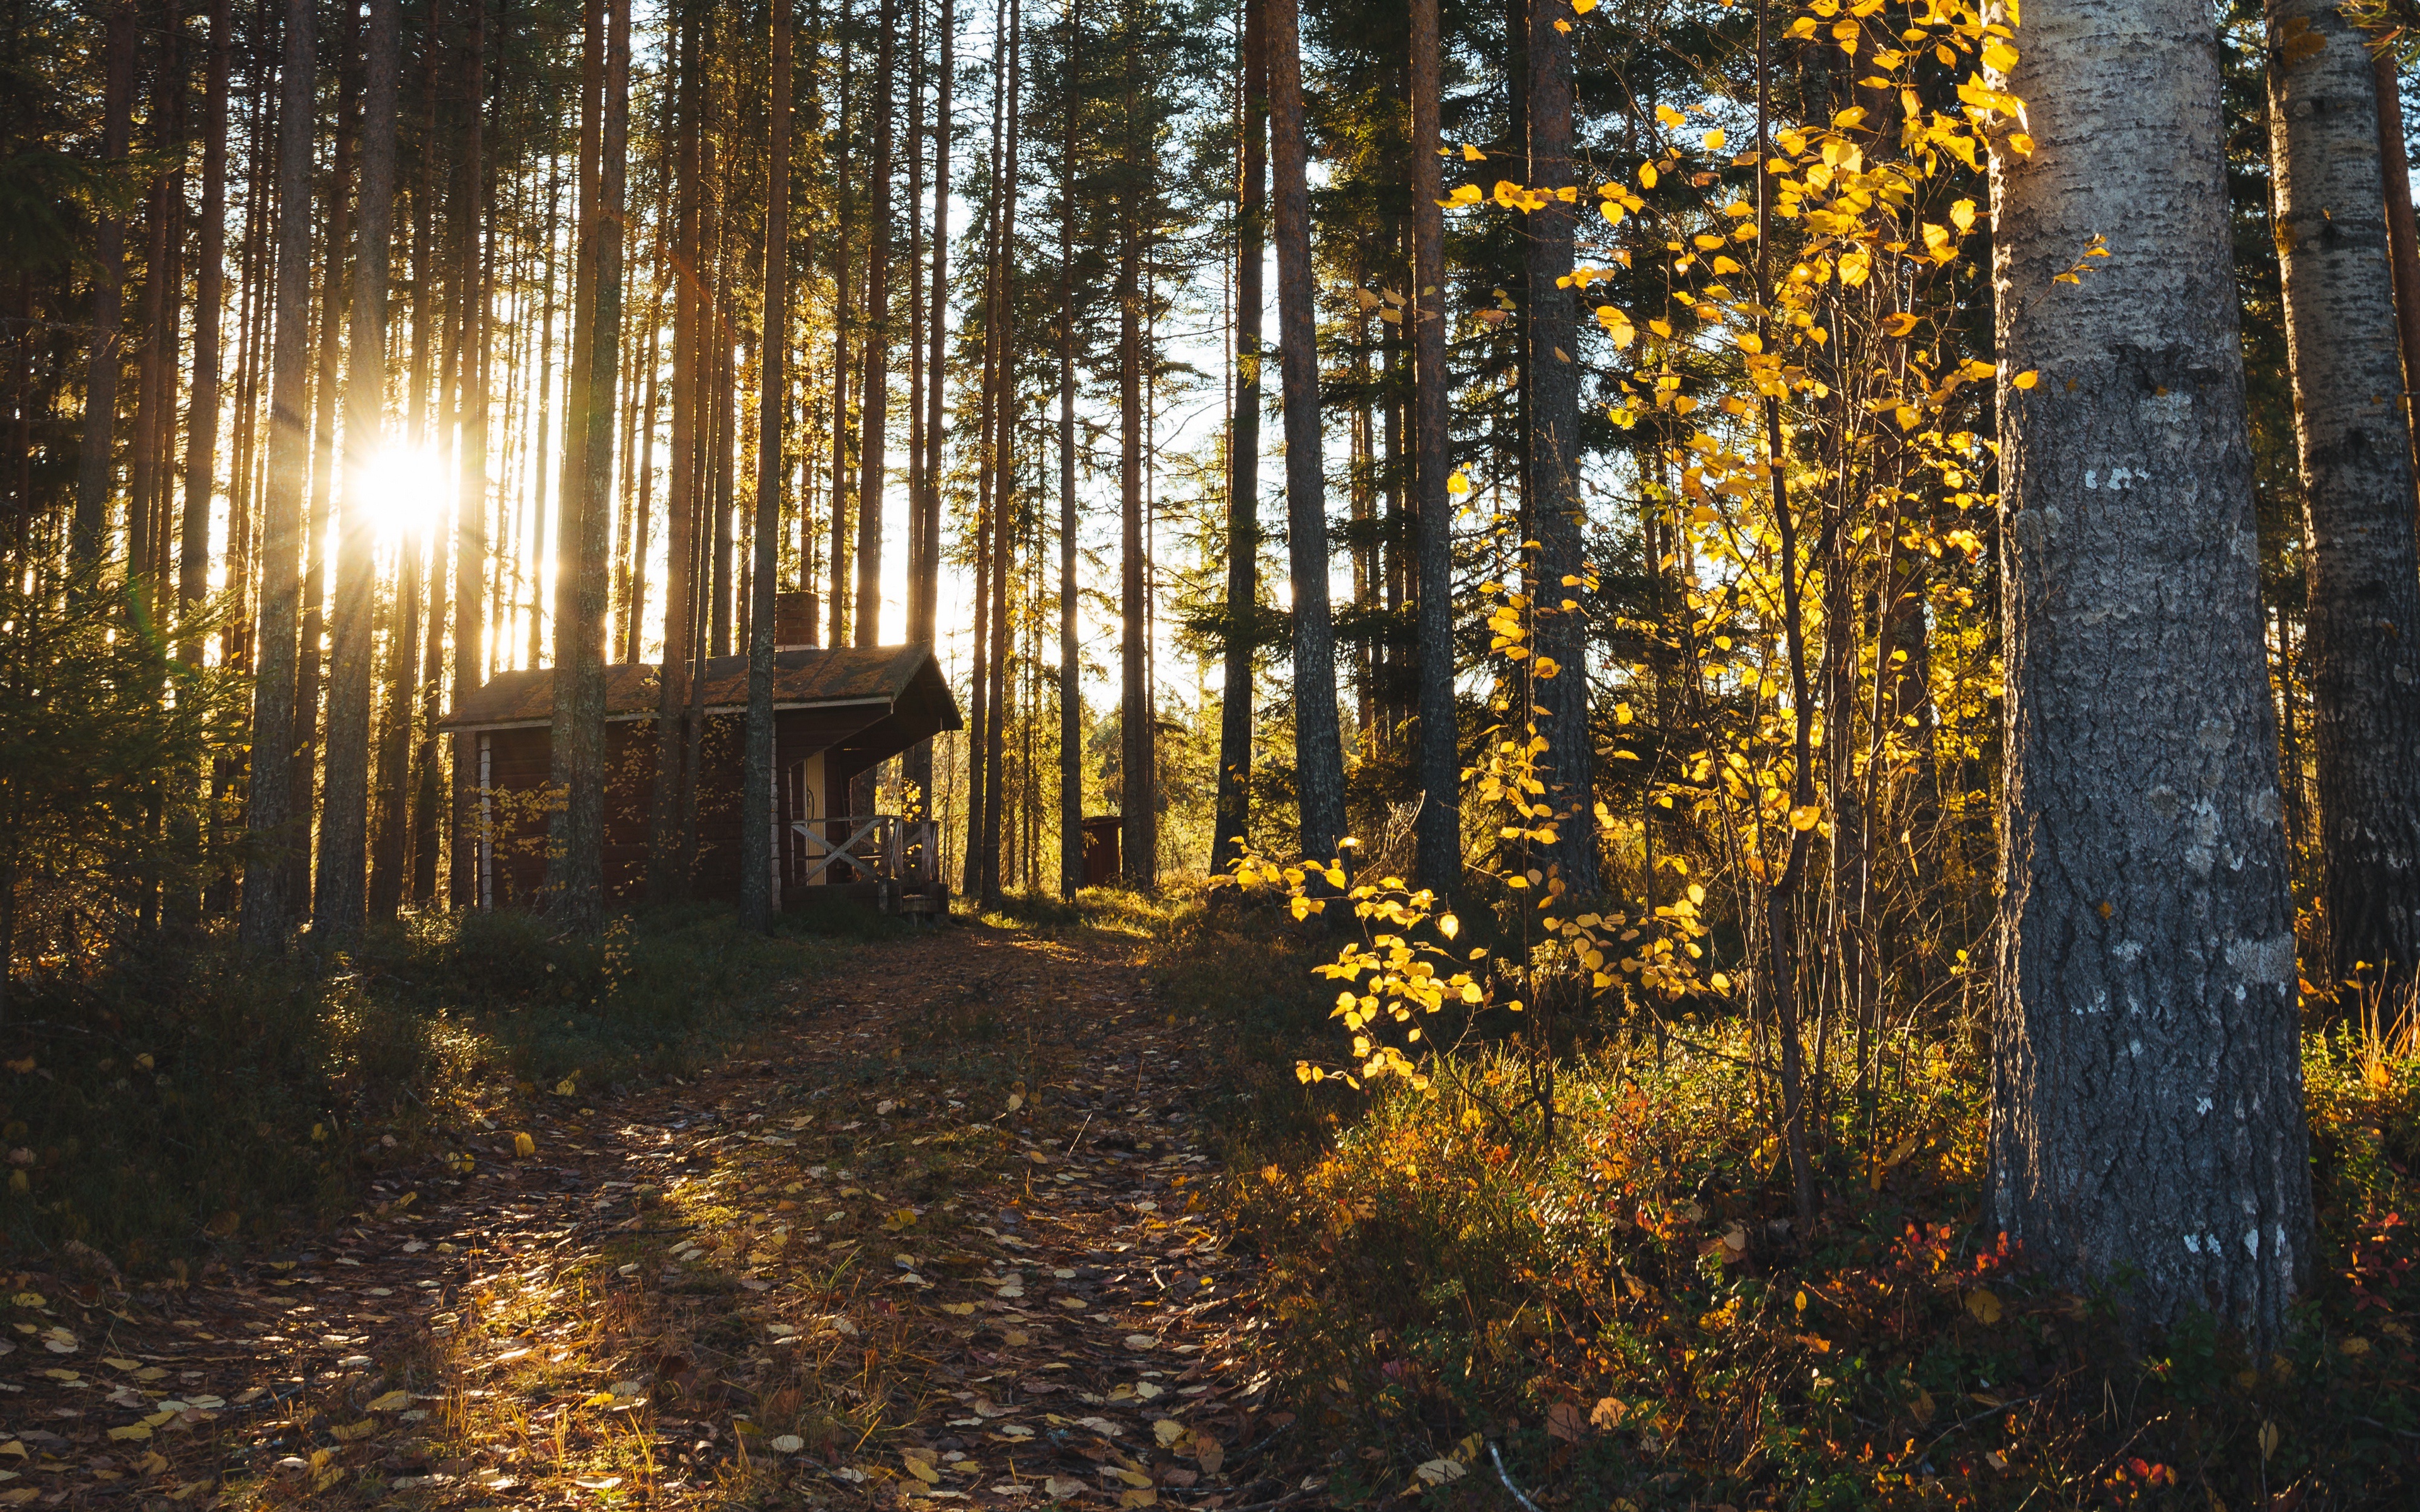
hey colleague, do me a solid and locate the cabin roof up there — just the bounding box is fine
[437,644,963,734]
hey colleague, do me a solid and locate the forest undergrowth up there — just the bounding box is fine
[1144,893,2420,1511]
[0,905,877,1267]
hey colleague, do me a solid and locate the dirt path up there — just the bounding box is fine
[2,921,1304,1512]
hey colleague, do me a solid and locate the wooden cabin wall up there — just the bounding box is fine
[474,704,897,909]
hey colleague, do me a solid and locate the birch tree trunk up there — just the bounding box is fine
[1988,0,2312,1338]
[2266,0,2420,988]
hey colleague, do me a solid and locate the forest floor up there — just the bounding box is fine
[1,915,1309,1512]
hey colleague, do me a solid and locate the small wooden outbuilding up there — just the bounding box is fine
[438,643,962,910]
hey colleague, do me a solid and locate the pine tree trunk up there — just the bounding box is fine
[827,14,855,648]
[183,0,232,634]
[1523,0,1592,895]
[129,20,179,600]
[318,0,401,932]
[556,0,606,663]
[371,533,420,917]
[2374,50,2420,484]
[296,1,362,917]
[544,0,627,928]
[647,0,703,901]
[711,302,737,655]
[982,0,1019,900]
[903,0,926,653]
[962,8,1006,895]
[2267,0,2420,987]
[626,295,660,663]
[1265,0,1343,865]
[1209,0,1262,876]
[1990,0,2312,1339]
[410,525,446,902]
[241,0,317,946]
[72,0,137,572]
[854,0,897,648]
[908,0,955,811]
[448,0,488,910]
[1057,0,1083,898]
[743,0,793,931]
[1408,0,1455,896]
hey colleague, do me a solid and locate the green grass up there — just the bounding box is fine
[0,905,841,1269]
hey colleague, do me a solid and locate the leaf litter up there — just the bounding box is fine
[0,922,1293,1511]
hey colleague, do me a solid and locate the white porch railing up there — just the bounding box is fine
[786,815,941,888]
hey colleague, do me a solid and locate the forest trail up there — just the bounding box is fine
[3,921,1306,1512]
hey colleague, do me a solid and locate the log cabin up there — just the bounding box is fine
[437,634,961,913]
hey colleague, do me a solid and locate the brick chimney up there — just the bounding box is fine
[775,591,818,650]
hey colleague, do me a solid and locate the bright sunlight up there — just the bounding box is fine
[352,442,448,539]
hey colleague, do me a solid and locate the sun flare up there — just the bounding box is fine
[354,443,449,539]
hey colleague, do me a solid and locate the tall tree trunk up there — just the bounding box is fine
[903,0,926,662]
[318,0,401,932]
[827,12,854,648]
[296,0,362,916]
[241,0,317,947]
[710,301,737,656]
[406,3,445,895]
[448,0,488,910]
[700,57,732,664]
[528,164,563,669]
[129,14,180,599]
[854,0,897,648]
[981,0,1019,899]
[1115,0,1152,889]
[2267,3,2420,987]
[1057,0,1083,898]
[1266,0,1343,864]
[908,0,954,810]
[371,531,421,915]
[405,0,440,447]
[556,0,606,668]
[410,526,446,902]
[963,10,1006,893]
[743,0,793,931]
[1409,0,1455,896]
[1211,0,1262,876]
[1990,0,2312,1339]
[1523,0,1592,895]
[72,1,137,572]
[2374,49,2420,478]
[183,0,233,634]
[647,0,703,900]
[625,292,660,663]
[168,0,233,924]
[547,0,628,929]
